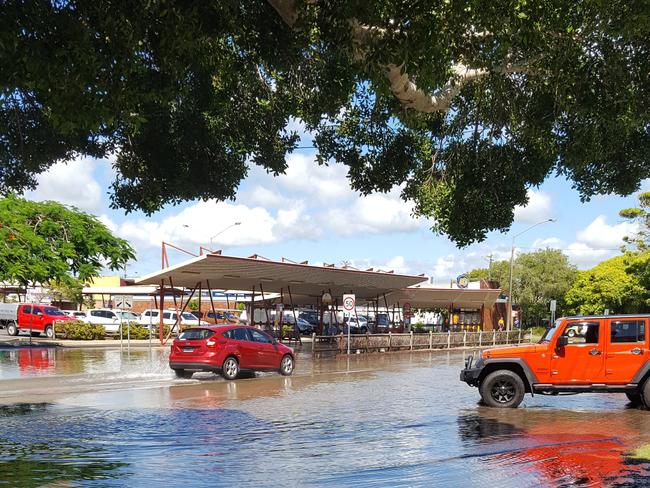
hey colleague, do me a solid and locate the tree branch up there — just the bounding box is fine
[268,2,538,113]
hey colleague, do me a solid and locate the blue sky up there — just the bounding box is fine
[25,138,644,283]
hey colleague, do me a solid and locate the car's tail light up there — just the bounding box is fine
[206,339,217,347]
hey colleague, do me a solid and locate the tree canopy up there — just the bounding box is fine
[2,1,649,245]
[565,254,650,315]
[620,191,650,252]
[468,249,576,324]
[0,195,135,286]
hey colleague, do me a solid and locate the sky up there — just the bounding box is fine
[24,129,645,284]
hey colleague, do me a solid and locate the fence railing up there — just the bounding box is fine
[310,329,531,354]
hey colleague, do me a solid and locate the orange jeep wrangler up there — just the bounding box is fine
[460,315,650,408]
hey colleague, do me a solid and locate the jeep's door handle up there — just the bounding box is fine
[631,348,643,355]
[589,348,602,356]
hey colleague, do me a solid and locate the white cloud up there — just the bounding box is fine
[531,237,562,248]
[321,188,422,235]
[576,215,637,249]
[114,199,313,251]
[26,156,106,212]
[514,190,553,224]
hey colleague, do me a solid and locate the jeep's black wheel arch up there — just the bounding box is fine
[478,361,533,393]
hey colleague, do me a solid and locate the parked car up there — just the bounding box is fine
[461,314,650,409]
[345,315,370,334]
[169,325,295,380]
[84,309,125,333]
[0,303,73,338]
[63,310,88,319]
[299,310,319,326]
[282,315,314,335]
[205,310,240,324]
[139,309,208,329]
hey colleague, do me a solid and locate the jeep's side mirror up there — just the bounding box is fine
[556,336,569,348]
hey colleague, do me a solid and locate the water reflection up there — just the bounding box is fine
[458,408,650,486]
[1,349,650,486]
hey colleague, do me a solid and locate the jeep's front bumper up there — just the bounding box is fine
[460,354,483,387]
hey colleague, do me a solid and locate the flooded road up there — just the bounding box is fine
[1,347,650,487]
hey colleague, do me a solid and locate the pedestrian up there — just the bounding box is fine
[498,317,505,331]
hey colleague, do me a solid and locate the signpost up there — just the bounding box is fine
[343,294,355,355]
[114,295,133,352]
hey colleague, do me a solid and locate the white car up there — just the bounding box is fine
[84,309,131,333]
[139,309,208,329]
[63,310,88,319]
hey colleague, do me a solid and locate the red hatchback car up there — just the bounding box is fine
[169,325,295,380]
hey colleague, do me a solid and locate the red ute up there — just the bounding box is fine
[169,325,295,380]
[1,304,74,338]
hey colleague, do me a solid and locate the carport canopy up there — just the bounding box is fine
[135,253,427,301]
[385,285,502,309]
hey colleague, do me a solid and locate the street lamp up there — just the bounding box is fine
[209,222,241,250]
[507,218,556,330]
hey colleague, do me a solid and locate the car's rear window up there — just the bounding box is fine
[178,329,214,340]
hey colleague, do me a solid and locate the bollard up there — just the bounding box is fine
[518,329,522,344]
[463,330,467,348]
[388,332,392,352]
[479,330,482,347]
[493,330,496,346]
[429,330,433,350]
[311,332,316,353]
[447,330,451,349]
[410,330,414,350]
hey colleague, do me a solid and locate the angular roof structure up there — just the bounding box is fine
[136,253,427,301]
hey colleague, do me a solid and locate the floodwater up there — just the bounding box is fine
[1,346,650,487]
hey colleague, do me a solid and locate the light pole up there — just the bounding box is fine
[209,222,241,251]
[507,218,556,330]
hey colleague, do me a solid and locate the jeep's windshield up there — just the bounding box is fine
[539,319,563,343]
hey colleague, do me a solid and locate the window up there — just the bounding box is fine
[178,329,214,340]
[231,328,250,341]
[249,329,272,344]
[33,307,43,316]
[90,310,102,317]
[44,307,65,316]
[611,320,646,343]
[22,305,32,314]
[561,322,600,344]
[162,312,172,320]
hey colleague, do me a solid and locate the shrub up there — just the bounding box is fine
[119,322,170,339]
[57,320,105,340]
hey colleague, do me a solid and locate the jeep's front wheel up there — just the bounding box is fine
[626,391,643,406]
[479,370,526,408]
[641,380,650,409]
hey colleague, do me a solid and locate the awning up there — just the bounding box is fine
[136,253,427,301]
[386,285,502,309]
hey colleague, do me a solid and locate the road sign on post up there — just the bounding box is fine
[343,294,355,355]
[114,295,133,309]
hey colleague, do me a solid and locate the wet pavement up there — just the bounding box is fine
[1,346,650,487]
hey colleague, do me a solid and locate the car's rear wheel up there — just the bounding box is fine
[6,322,17,336]
[279,355,294,376]
[44,326,54,339]
[222,357,239,380]
[479,370,525,408]
[174,369,193,379]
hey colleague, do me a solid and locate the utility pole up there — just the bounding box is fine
[484,254,493,280]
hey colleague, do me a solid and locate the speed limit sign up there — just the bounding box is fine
[343,294,356,312]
